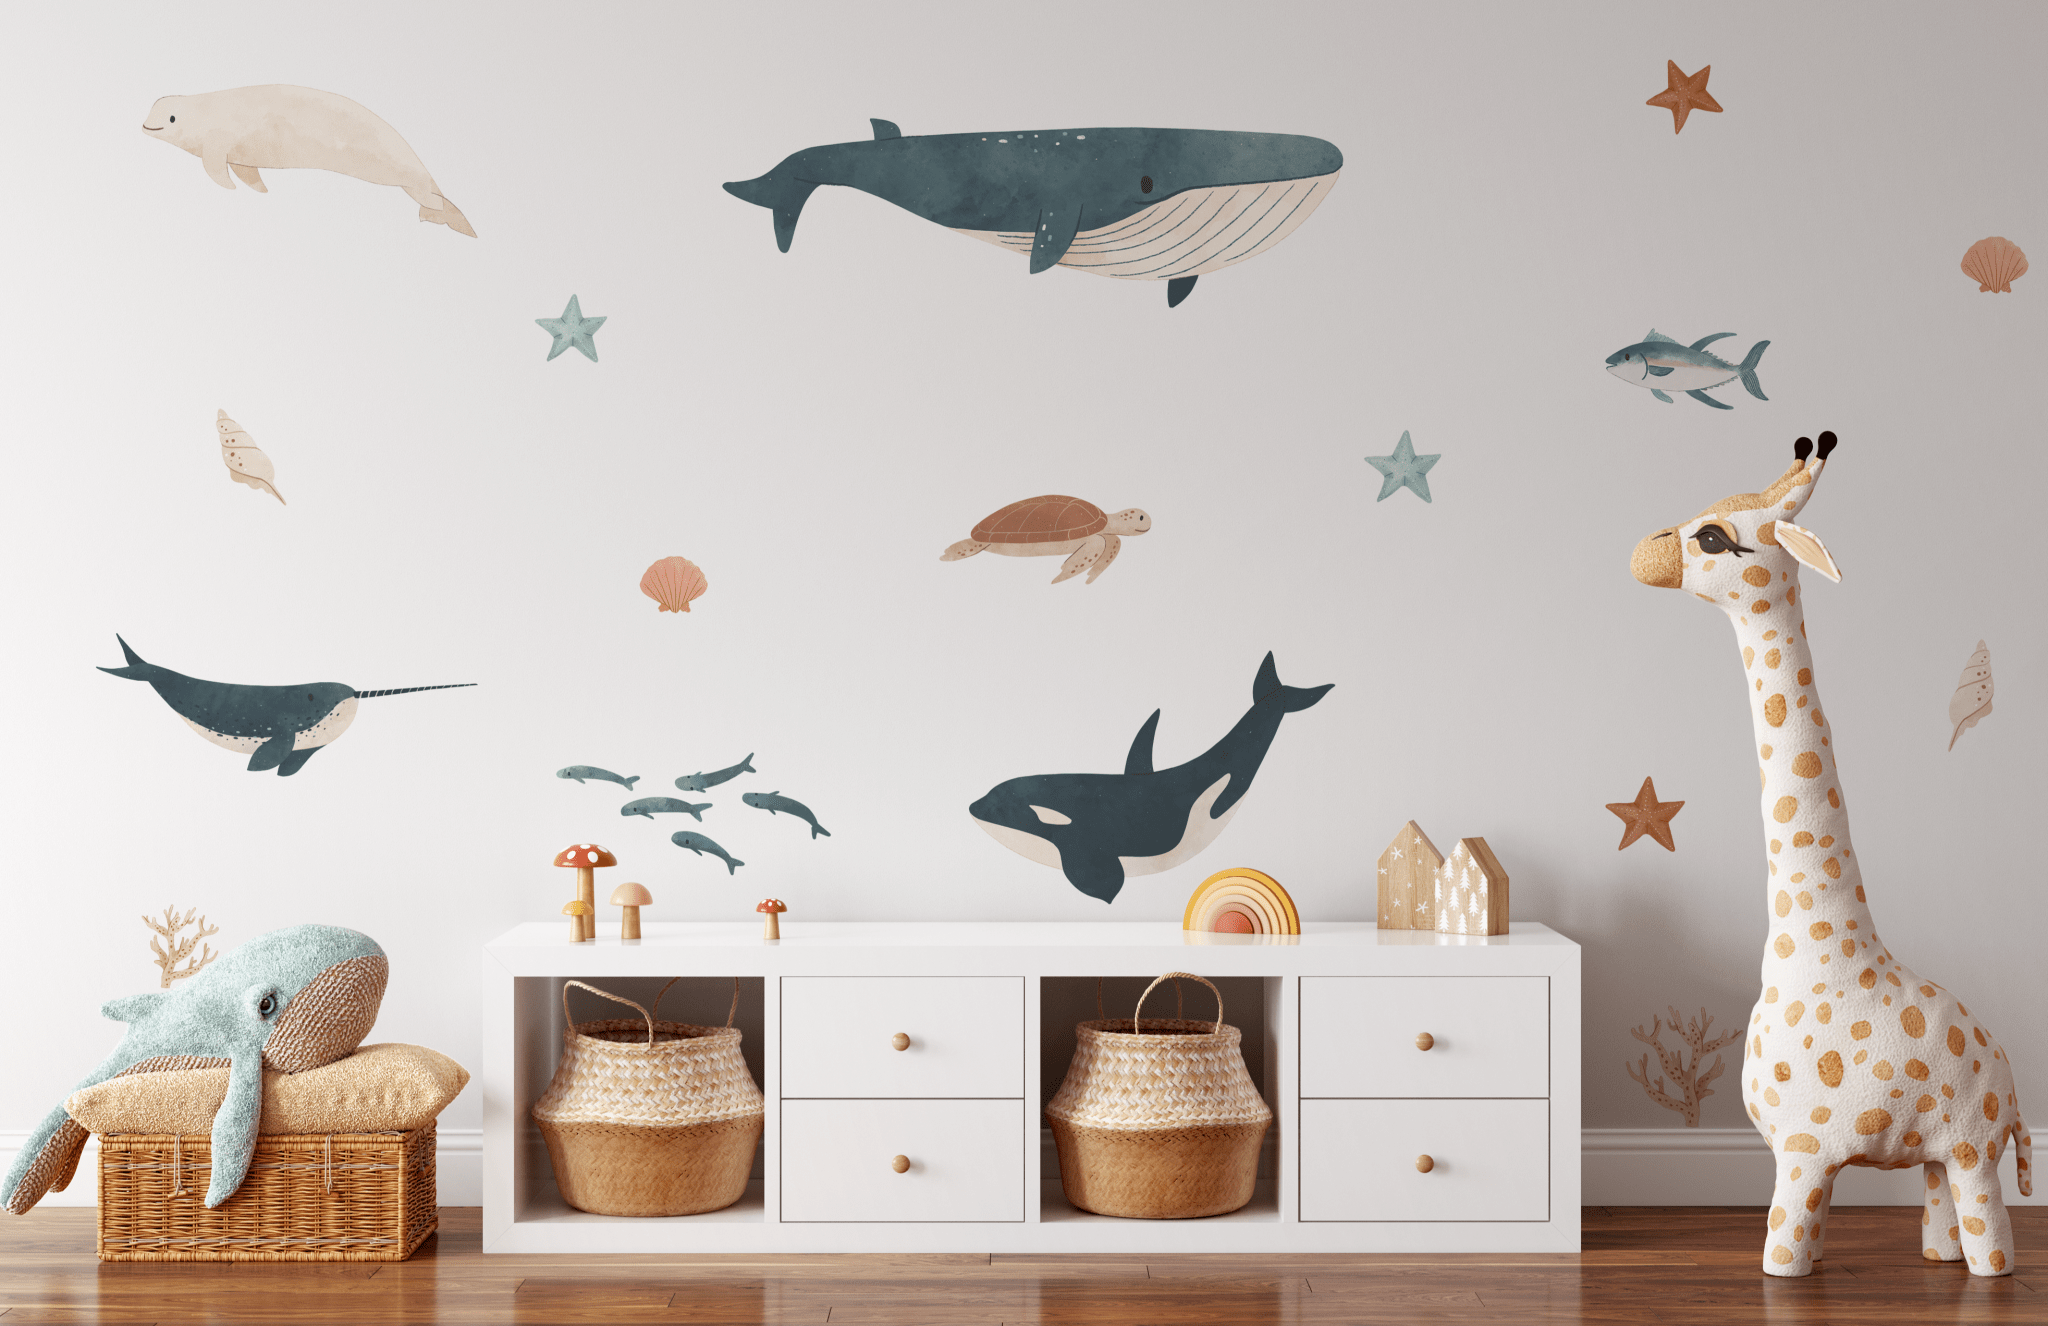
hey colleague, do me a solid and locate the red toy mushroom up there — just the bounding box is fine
[757,898,786,941]
[553,844,616,942]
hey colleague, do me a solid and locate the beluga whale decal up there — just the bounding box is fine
[99,636,474,776]
[725,120,1342,307]
[970,653,1332,902]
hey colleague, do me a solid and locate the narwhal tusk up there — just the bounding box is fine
[354,684,477,698]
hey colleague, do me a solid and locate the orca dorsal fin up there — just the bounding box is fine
[1253,651,1281,700]
[871,118,902,140]
[1125,709,1161,776]
[1643,329,1680,344]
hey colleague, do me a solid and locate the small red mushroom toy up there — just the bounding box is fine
[552,844,616,942]
[757,898,786,941]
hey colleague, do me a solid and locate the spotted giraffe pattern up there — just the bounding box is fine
[1631,439,2032,1279]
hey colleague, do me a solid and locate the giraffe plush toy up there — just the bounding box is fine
[1629,433,2032,1278]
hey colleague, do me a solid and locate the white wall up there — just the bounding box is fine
[2,1,2042,1183]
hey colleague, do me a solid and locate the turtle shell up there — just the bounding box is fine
[972,495,1106,544]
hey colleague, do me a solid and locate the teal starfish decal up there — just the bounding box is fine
[1364,430,1440,503]
[536,294,606,362]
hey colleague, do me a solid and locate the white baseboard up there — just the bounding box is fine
[1583,1128,2040,1207]
[1,1129,482,1208]
[6,1128,2029,1211]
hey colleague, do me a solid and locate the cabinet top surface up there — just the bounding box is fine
[485,919,1574,954]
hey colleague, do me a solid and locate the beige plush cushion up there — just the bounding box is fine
[65,1043,468,1136]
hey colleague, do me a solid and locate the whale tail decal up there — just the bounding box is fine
[1254,651,1333,713]
[354,684,478,698]
[1739,340,1770,401]
[418,191,476,238]
[724,174,821,253]
[98,634,165,683]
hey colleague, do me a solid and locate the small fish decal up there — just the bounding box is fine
[557,766,639,790]
[1605,330,1769,409]
[742,790,831,839]
[217,410,283,504]
[1948,640,1994,750]
[675,754,756,793]
[671,831,745,874]
[621,797,710,821]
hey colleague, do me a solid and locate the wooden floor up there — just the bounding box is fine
[0,1207,2042,1323]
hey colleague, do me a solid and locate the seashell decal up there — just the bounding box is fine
[1948,639,1993,750]
[1960,236,2027,293]
[639,556,708,613]
[216,409,283,504]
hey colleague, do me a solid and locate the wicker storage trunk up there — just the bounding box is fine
[1046,972,1272,1219]
[532,979,763,1217]
[96,1125,436,1261]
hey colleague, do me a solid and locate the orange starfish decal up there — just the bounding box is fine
[1646,61,1722,134]
[1607,776,1685,852]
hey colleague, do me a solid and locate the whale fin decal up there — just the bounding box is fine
[723,175,821,253]
[1030,204,1083,274]
[1254,651,1334,714]
[1167,275,1198,307]
[1064,851,1128,904]
[1125,709,1161,776]
[247,735,295,773]
[870,118,901,140]
[275,747,320,776]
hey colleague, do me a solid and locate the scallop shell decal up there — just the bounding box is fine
[1961,237,2027,293]
[639,556,707,613]
[217,409,283,504]
[1948,639,1993,750]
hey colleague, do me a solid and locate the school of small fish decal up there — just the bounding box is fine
[555,752,830,874]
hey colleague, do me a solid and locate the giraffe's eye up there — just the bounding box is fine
[1696,525,1756,557]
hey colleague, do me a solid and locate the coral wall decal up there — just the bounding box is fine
[1626,1006,1739,1127]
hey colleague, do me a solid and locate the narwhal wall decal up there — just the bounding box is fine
[99,636,474,776]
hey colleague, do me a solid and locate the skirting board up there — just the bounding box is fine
[0,1128,483,1208]
[4,1129,2031,1210]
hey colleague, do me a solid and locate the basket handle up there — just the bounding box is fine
[1132,971,1222,1034]
[1097,975,1183,1020]
[561,979,655,1046]
[648,976,741,1029]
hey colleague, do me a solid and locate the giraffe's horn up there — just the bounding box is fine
[1815,430,1838,460]
[1794,436,1813,460]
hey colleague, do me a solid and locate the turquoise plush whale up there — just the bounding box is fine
[742,790,831,839]
[1,925,386,1214]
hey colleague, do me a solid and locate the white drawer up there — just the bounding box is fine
[1300,1098,1548,1221]
[1300,976,1547,1098]
[780,1099,1023,1221]
[781,977,1022,1098]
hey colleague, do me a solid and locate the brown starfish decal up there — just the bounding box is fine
[1646,61,1722,134]
[1607,776,1685,852]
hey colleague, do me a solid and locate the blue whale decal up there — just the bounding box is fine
[970,652,1332,902]
[99,635,474,776]
[725,120,1342,307]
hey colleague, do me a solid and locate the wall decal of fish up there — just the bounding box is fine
[1605,330,1769,409]
[557,766,639,790]
[670,831,745,874]
[675,754,756,793]
[742,791,831,839]
[621,797,710,821]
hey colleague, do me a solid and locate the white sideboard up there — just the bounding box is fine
[481,920,1580,1253]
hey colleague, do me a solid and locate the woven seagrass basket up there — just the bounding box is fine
[1046,972,1272,1219]
[96,1125,436,1261]
[532,978,763,1217]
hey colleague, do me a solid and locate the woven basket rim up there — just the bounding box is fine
[1074,1016,1242,1043]
[566,1017,744,1051]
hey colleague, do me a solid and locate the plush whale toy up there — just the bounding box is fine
[1,924,387,1213]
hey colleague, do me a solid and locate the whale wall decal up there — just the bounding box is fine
[725,120,1342,307]
[970,653,1332,902]
[99,636,475,776]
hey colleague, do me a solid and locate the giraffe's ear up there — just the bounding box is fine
[1775,521,1841,583]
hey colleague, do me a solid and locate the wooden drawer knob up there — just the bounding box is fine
[1415,1154,1435,1173]
[891,1155,911,1174]
[1414,1032,1434,1051]
[891,1033,911,1052]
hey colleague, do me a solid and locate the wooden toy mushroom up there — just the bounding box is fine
[562,899,594,943]
[611,882,652,942]
[552,844,616,942]
[757,898,786,941]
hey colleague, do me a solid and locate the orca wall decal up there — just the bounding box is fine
[969,653,1332,902]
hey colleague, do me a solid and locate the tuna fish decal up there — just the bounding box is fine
[99,636,474,776]
[724,120,1342,307]
[1605,330,1770,409]
[970,653,1332,902]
